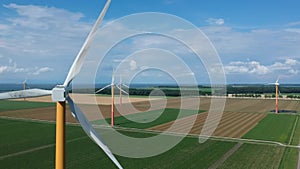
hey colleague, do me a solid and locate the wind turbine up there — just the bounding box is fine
[95,73,128,127]
[116,75,129,105]
[23,79,27,101]
[269,78,280,113]
[119,76,122,105]
[23,79,27,91]
[0,0,123,168]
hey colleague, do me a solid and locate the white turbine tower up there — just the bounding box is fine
[0,0,123,168]
[119,76,122,105]
[95,73,128,127]
[116,75,130,106]
[23,79,27,91]
[23,79,27,101]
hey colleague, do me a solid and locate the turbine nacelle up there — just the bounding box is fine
[52,85,67,102]
[268,81,280,86]
[275,77,280,86]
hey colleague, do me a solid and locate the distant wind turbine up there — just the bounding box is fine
[0,0,123,168]
[269,77,280,113]
[23,79,27,101]
[95,73,128,127]
[23,79,27,91]
[116,75,130,105]
[119,76,122,105]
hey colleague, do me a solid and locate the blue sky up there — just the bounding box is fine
[0,0,300,84]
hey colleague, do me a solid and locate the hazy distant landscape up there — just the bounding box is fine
[1,83,300,96]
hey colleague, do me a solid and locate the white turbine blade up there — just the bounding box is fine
[63,0,111,87]
[122,84,129,88]
[66,97,123,169]
[95,84,112,93]
[116,85,129,95]
[276,76,280,83]
[112,70,115,85]
[0,89,52,100]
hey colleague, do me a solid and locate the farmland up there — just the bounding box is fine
[240,113,300,169]
[0,100,54,111]
[93,108,205,129]
[150,111,266,138]
[163,97,300,113]
[1,96,300,169]
[290,116,300,145]
[242,114,297,143]
[279,148,299,169]
[219,143,284,169]
[0,118,237,169]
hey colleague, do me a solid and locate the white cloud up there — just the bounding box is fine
[93,18,300,83]
[32,67,54,75]
[288,69,298,75]
[129,60,137,70]
[285,28,300,34]
[14,67,29,73]
[285,58,298,65]
[0,3,93,82]
[206,18,225,25]
[224,61,270,75]
[286,21,300,27]
[0,56,53,76]
[0,66,8,73]
[224,59,299,76]
[1,3,91,55]
[201,25,300,62]
[268,58,299,72]
[4,3,84,26]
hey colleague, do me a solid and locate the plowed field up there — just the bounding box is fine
[149,112,266,138]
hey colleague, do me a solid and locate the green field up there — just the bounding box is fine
[239,114,300,169]
[290,116,300,145]
[0,118,84,157]
[0,118,236,169]
[0,100,54,112]
[242,114,297,143]
[118,138,235,169]
[219,143,284,169]
[279,147,299,169]
[93,108,205,129]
